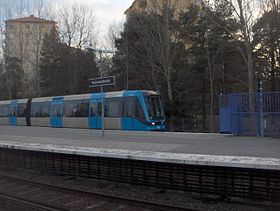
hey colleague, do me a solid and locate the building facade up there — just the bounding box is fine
[125,0,199,19]
[5,15,56,97]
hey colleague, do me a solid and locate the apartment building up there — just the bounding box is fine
[5,15,56,96]
[125,0,199,19]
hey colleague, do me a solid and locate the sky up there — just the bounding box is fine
[0,0,134,39]
[48,0,134,35]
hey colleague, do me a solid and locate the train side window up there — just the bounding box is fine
[56,104,62,117]
[51,103,56,117]
[63,100,77,117]
[0,105,8,117]
[90,102,102,117]
[76,100,89,117]
[4,106,9,117]
[123,97,134,117]
[105,98,123,118]
[90,102,97,116]
[63,100,89,118]
[98,102,102,116]
[32,103,41,117]
[32,102,50,117]
[9,106,16,117]
[135,99,145,121]
[52,102,62,117]
[17,103,26,117]
[41,102,51,117]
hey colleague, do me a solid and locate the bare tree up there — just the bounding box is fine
[0,3,14,99]
[105,21,123,51]
[15,0,27,17]
[124,0,196,130]
[30,0,45,17]
[222,0,261,94]
[13,0,46,17]
[58,4,99,48]
[212,0,268,134]
[0,1,13,58]
[259,0,280,11]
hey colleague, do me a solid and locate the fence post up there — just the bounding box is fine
[259,81,264,138]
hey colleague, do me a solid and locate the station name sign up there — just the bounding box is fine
[89,76,116,88]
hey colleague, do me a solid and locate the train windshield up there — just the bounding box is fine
[145,95,164,120]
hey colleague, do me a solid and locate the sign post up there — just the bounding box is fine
[89,76,116,137]
[85,46,115,137]
[89,76,116,88]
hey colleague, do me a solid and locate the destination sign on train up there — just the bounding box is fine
[89,76,116,88]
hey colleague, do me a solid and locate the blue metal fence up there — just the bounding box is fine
[219,92,280,137]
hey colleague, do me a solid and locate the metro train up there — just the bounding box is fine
[0,90,166,131]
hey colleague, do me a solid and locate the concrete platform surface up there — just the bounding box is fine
[0,126,279,170]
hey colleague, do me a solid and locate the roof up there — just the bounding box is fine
[5,15,56,24]
[124,0,138,14]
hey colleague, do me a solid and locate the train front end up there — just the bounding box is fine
[142,91,166,131]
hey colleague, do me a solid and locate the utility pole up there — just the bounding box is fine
[99,50,105,137]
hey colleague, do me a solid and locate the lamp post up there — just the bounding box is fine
[85,46,114,81]
[85,46,114,137]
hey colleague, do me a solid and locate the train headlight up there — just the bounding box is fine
[152,122,155,126]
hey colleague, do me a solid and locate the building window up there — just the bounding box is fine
[8,32,15,39]
[139,0,147,8]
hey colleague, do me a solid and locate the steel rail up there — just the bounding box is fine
[0,174,192,211]
[0,193,63,211]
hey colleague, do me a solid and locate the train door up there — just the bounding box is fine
[9,101,17,125]
[51,99,63,128]
[89,99,102,129]
[122,96,134,130]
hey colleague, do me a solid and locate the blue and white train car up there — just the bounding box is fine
[30,97,52,127]
[0,99,30,126]
[0,100,10,125]
[0,90,166,131]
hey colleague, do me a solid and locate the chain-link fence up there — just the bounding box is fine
[166,116,220,133]
[220,92,280,137]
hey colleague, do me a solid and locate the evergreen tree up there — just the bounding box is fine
[253,10,280,91]
[112,2,253,132]
[113,7,197,130]
[180,1,244,131]
[1,56,23,99]
[40,27,98,97]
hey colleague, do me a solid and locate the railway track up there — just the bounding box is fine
[0,148,279,210]
[0,174,190,211]
[0,193,60,211]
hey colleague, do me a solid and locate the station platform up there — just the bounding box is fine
[0,126,279,170]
